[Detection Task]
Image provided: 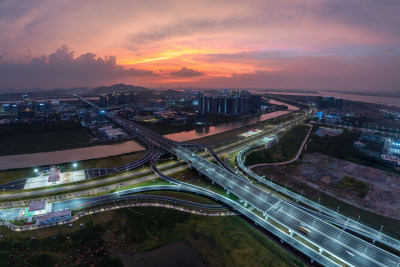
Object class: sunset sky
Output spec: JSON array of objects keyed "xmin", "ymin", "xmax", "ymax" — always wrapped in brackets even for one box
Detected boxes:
[{"xmin": 0, "ymin": 0, "xmax": 399, "ymax": 92}]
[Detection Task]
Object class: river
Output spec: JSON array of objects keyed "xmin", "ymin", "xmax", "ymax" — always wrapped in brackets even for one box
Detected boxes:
[
  {"xmin": 265, "ymin": 91, "xmax": 400, "ymax": 108},
  {"xmin": 0, "ymin": 99, "xmax": 296, "ymax": 170},
  {"xmin": 165, "ymin": 110, "xmax": 291, "ymax": 142},
  {"xmin": 0, "ymin": 141, "xmax": 145, "ymax": 170}
]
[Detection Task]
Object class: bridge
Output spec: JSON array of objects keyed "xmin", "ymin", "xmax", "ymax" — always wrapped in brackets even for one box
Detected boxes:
[{"xmin": 76, "ymin": 95, "xmax": 400, "ymax": 267}]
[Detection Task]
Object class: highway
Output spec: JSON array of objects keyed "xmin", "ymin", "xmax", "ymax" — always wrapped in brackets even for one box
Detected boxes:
[
  {"xmin": 71, "ymin": 95, "xmax": 400, "ymax": 266},
  {"xmin": 107, "ymin": 111, "xmax": 400, "ymax": 267},
  {"xmin": 176, "ymin": 146, "xmax": 400, "ymax": 267},
  {"xmin": 237, "ymin": 142, "xmax": 400, "ymax": 252}
]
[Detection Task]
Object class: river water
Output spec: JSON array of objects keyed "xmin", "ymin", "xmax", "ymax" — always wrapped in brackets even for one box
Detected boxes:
[
  {"xmin": 164, "ymin": 99, "xmax": 298, "ymax": 142},
  {"xmin": 165, "ymin": 110, "xmax": 291, "ymax": 142},
  {"xmin": 0, "ymin": 99, "xmax": 297, "ymax": 170},
  {"xmin": 265, "ymin": 91, "xmax": 400, "ymax": 108},
  {"xmin": 0, "ymin": 141, "xmax": 145, "ymax": 170}
]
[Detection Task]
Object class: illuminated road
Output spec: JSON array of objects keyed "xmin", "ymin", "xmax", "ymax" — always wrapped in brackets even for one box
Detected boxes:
[
  {"xmin": 108, "ymin": 113, "xmax": 400, "ymax": 267},
  {"xmin": 74, "ymin": 95, "xmax": 400, "ymax": 266}
]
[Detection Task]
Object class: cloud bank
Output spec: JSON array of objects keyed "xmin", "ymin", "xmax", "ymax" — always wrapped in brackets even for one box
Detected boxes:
[
  {"xmin": 0, "ymin": 45, "xmax": 153, "ymax": 90},
  {"xmin": 1, "ymin": 0, "xmax": 400, "ymax": 91},
  {"xmin": 169, "ymin": 67, "xmax": 203, "ymax": 77}
]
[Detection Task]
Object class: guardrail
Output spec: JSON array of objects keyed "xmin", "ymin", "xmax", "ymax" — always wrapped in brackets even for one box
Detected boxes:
[
  {"xmin": 236, "ymin": 143, "xmax": 400, "ymax": 251},
  {"xmin": 149, "ymin": 154, "xmax": 342, "ymax": 266}
]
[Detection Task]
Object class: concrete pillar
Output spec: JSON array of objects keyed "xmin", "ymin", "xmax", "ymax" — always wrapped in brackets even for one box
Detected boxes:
[
  {"xmin": 310, "ymin": 259, "xmax": 314, "ymax": 264},
  {"xmin": 280, "ymin": 239, "xmax": 284, "ymax": 244},
  {"xmin": 226, "ymin": 190, "xmax": 230, "ymax": 195},
  {"xmin": 211, "ymin": 180, "xmax": 215, "ymax": 184},
  {"xmin": 244, "ymin": 201, "xmax": 248, "ymax": 207},
  {"xmin": 290, "ymin": 231, "xmax": 294, "ymax": 237},
  {"xmin": 372, "ymin": 239, "xmax": 376, "ymax": 244},
  {"xmin": 319, "ymin": 248, "xmax": 323, "ymax": 254}
]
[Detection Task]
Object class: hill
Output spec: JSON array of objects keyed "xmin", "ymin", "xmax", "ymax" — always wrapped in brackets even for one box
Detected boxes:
[{"xmin": 92, "ymin": 83, "xmax": 148, "ymax": 94}]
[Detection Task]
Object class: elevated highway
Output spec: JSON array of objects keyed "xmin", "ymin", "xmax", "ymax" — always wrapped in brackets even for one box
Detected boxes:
[
  {"xmin": 237, "ymin": 143, "xmax": 400, "ymax": 252},
  {"xmin": 75, "ymin": 95, "xmax": 400, "ymax": 266},
  {"xmin": 109, "ymin": 114, "xmax": 400, "ymax": 267}
]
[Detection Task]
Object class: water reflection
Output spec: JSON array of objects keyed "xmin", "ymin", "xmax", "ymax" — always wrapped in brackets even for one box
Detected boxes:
[
  {"xmin": 164, "ymin": 110, "xmax": 291, "ymax": 142},
  {"xmin": 0, "ymin": 141, "xmax": 145, "ymax": 170}
]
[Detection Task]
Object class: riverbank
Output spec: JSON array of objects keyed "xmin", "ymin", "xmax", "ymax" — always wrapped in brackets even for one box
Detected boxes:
[
  {"xmin": 0, "ymin": 150, "xmax": 147, "ymax": 184},
  {"xmin": 165, "ymin": 110, "xmax": 292, "ymax": 143},
  {"xmin": 0, "ymin": 121, "xmax": 92, "ymax": 156},
  {"xmin": 0, "ymin": 140, "xmax": 145, "ymax": 170}
]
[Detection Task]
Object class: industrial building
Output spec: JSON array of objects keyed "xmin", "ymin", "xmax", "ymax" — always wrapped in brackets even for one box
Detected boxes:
[
  {"xmin": 36, "ymin": 209, "xmax": 71, "ymax": 225},
  {"xmin": 98, "ymin": 125, "xmax": 127, "ymax": 140}
]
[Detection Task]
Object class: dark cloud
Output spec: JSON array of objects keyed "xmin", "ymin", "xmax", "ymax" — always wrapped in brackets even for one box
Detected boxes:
[
  {"xmin": 169, "ymin": 67, "xmax": 203, "ymax": 77},
  {"xmin": 0, "ymin": 45, "xmax": 154, "ymax": 90},
  {"xmin": 317, "ymin": 0, "xmax": 400, "ymax": 38}
]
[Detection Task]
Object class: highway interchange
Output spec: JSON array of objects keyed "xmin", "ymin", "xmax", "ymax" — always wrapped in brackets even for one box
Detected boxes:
[
  {"xmin": 108, "ymin": 106, "xmax": 400, "ymax": 267},
  {"xmin": 1, "ymin": 95, "xmax": 399, "ymax": 266}
]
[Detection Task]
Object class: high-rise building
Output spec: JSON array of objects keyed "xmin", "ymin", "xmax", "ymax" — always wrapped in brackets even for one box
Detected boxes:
[
  {"xmin": 239, "ymin": 97, "xmax": 250, "ymax": 115},
  {"xmin": 315, "ymin": 96, "xmax": 343, "ymax": 110},
  {"xmin": 99, "ymin": 94, "xmax": 108, "ymax": 107},
  {"xmin": 334, "ymin": 98, "xmax": 343, "ymax": 110},
  {"xmin": 197, "ymin": 93, "xmax": 258, "ymax": 116},
  {"xmin": 250, "ymin": 95, "xmax": 262, "ymax": 110}
]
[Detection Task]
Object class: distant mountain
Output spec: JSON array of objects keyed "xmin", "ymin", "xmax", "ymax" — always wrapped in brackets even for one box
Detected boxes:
[
  {"xmin": 0, "ymin": 87, "xmax": 89, "ymax": 101},
  {"xmin": 91, "ymin": 84, "xmax": 148, "ymax": 95},
  {"xmin": 0, "ymin": 84, "xmax": 149, "ymax": 101}
]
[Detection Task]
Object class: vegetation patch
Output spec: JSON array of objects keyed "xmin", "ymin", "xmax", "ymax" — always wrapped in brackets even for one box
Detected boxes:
[
  {"xmin": 306, "ymin": 129, "xmax": 399, "ymax": 174},
  {"xmin": 337, "ymin": 176, "xmax": 369, "ymax": 198},
  {"xmin": 0, "ymin": 207, "xmax": 304, "ymax": 266},
  {"xmin": 0, "ymin": 121, "xmax": 91, "ymax": 155},
  {"xmin": 244, "ymin": 125, "xmax": 310, "ymax": 165}
]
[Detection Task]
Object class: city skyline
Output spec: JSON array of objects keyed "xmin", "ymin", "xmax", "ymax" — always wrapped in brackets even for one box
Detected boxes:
[{"xmin": 0, "ymin": 0, "xmax": 400, "ymax": 92}]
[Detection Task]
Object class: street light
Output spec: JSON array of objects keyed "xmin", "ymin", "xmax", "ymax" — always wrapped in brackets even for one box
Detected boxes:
[
  {"xmin": 34, "ymin": 168, "xmax": 38, "ymax": 175},
  {"xmin": 73, "ymin": 163, "xmax": 77, "ymax": 171}
]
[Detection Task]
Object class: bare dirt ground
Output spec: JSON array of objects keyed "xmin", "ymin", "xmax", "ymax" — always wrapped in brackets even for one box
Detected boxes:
[{"xmin": 259, "ymin": 153, "xmax": 400, "ymax": 220}]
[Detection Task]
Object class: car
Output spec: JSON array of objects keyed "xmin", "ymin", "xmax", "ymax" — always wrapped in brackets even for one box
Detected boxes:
[
  {"xmin": 299, "ymin": 226, "xmax": 311, "ymax": 235},
  {"xmin": 344, "ymin": 250, "xmax": 355, "ymax": 257}
]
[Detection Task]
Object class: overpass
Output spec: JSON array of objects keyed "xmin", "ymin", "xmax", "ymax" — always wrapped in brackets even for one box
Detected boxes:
[
  {"xmin": 237, "ymin": 142, "xmax": 400, "ymax": 252},
  {"xmin": 108, "ymin": 114, "xmax": 399, "ymax": 267},
  {"xmin": 76, "ymin": 95, "xmax": 400, "ymax": 266}
]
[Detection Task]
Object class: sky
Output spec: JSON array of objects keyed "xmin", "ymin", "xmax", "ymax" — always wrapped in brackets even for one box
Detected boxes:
[{"xmin": 0, "ymin": 0, "xmax": 399, "ymax": 92}]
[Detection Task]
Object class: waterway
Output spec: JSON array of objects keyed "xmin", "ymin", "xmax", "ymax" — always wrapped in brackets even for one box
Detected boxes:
[
  {"xmin": 0, "ymin": 141, "xmax": 145, "ymax": 170},
  {"xmin": 265, "ymin": 91, "xmax": 400, "ymax": 108},
  {"xmin": 165, "ymin": 110, "xmax": 291, "ymax": 142},
  {"xmin": 0, "ymin": 99, "xmax": 296, "ymax": 170}
]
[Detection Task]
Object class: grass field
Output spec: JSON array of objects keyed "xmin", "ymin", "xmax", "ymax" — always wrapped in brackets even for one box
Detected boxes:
[
  {"xmin": 0, "ymin": 207, "xmax": 304, "ymax": 266},
  {"xmin": 337, "ymin": 176, "xmax": 369, "ymax": 198},
  {"xmin": 244, "ymin": 125, "xmax": 310, "ymax": 166},
  {"xmin": 0, "ymin": 121, "xmax": 92, "ymax": 155},
  {"xmin": 135, "ymin": 191, "xmax": 219, "ymax": 205}
]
